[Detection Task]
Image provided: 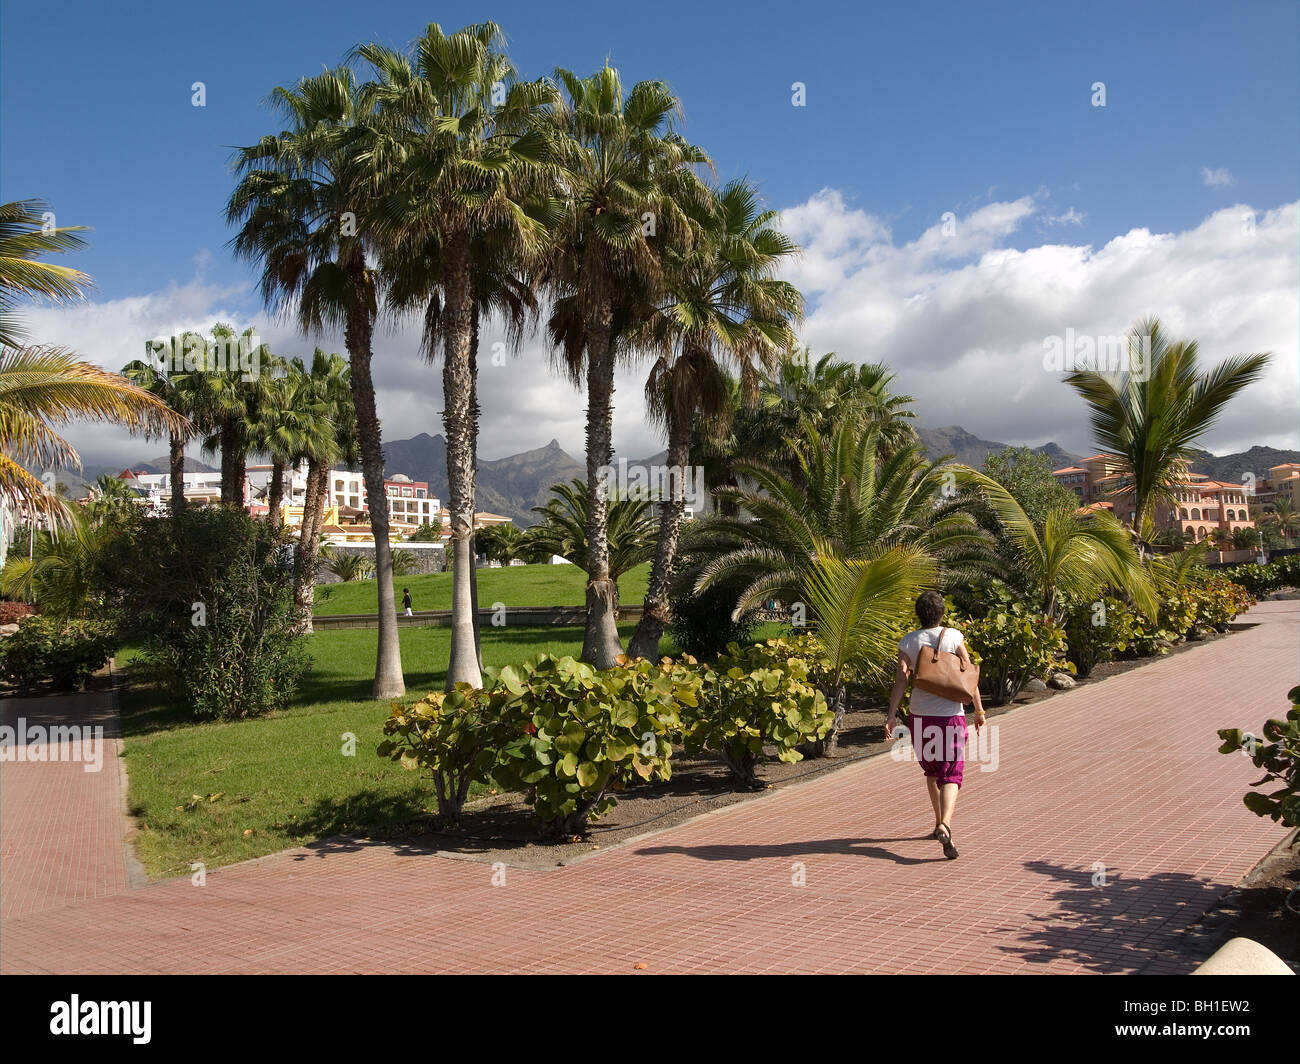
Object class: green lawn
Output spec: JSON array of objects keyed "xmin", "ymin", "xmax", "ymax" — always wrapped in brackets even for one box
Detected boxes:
[
  {"xmin": 119, "ymin": 612, "xmax": 786, "ymax": 880},
  {"xmin": 312, "ymin": 560, "xmax": 652, "ymax": 616},
  {"xmin": 120, "ymin": 622, "xmax": 643, "ymax": 879}
]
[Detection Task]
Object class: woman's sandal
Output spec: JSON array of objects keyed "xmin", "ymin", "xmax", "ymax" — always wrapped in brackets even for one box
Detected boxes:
[{"xmin": 936, "ymin": 822, "xmax": 959, "ymax": 860}]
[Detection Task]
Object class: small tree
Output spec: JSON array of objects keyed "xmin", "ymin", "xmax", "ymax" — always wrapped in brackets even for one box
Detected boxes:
[{"xmin": 93, "ymin": 508, "xmax": 308, "ymax": 718}]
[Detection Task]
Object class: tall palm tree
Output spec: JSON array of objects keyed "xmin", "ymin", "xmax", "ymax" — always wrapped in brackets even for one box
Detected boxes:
[
  {"xmin": 955, "ymin": 466, "xmax": 1157, "ymax": 621},
  {"xmin": 292, "ymin": 349, "xmax": 356, "ymax": 630},
  {"xmin": 543, "ymin": 65, "xmax": 710, "ymax": 667},
  {"xmin": 227, "ymin": 66, "xmax": 407, "ymax": 698},
  {"xmin": 688, "ymin": 419, "xmax": 990, "ymax": 614},
  {"xmin": 355, "ymin": 22, "xmax": 557, "ymax": 689},
  {"xmin": 627, "ymin": 178, "xmax": 802, "ymax": 660},
  {"xmin": 0, "ymin": 199, "xmax": 91, "ymax": 348},
  {"xmin": 1064, "ymin": 317, "xmax": 1271, "ymax": 542},
  {"xmin": 121, "ymin": 349, "xmax": 202, "ymax": 516},
  {"xmin": 246, "ymin": 361, "xmax": 335, "ymax": 528},
  {"xmin": 1260, "ymin": 496, "xmax": 1299, "ymax": 543}
]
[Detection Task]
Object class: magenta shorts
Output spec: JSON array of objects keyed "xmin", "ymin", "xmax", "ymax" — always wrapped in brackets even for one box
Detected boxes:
[{"xmin": 909, "ymin": 714, "xmax": 969, "ymax": 788}]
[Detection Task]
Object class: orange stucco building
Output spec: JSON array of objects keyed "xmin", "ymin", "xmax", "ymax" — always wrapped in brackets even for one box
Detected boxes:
[{"xmin": 1052, "ymin": 454, "xmax": 1256, "ymax": 542}]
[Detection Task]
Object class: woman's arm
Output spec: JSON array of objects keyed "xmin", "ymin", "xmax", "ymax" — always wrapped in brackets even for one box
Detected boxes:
[
  {"xmin": 885, "ymin": 652, "xmax": 910, "ymax": 738},
  {"xmin": 957, "ymin": 642, "xmax": 986, "ymax": 723}
]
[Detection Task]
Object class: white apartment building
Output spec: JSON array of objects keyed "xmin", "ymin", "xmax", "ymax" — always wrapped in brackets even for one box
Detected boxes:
[
  {"xmin": 328, "ymin": 469, "xmax": 440, "ymax": 527},
  {"xmin": 122, "ymin": 468, "xmax": 225, "ymax": 504}
]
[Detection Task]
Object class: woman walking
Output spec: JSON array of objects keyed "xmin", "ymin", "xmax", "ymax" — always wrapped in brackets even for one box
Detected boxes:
[{"xmin": 885, "ymin": 590, "xmax": 985, "ymax": 859}]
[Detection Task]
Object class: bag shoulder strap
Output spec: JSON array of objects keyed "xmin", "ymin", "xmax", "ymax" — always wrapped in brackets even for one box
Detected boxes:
[{"xmin": 929, "ymin": 627, "xmax": 946, "ymax": 662}]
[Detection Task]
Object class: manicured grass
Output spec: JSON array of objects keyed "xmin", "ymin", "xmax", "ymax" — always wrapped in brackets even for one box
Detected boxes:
[
  {"xmin": 118, "ymin": 614, "xmax": 787, "ymax": 879},
  {"xmin": 119, "ymin": 622, "xmax": 642, "ymax": 879},
  {"xmin": 312, "ymin": 561, "xmax": 652, "ymax": 616}
]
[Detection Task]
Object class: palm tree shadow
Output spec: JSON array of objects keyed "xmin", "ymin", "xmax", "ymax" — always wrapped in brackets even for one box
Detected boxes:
[
  {"xmin": 993, "ymin": 859, "xmax": 1226, "ymax": 974},
  {"xmin": 635, "ymin": 836, "xmax": 944, "ymax": 866}
]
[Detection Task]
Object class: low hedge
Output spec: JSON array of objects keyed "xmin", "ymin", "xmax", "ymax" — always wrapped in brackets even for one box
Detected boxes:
[{"xmin": 0, "ymin": 616, "xmax": 116, "ymax": 693}]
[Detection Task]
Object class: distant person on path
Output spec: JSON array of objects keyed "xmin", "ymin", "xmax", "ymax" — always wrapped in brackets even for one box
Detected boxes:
[
  {"xmin": 885, "ymin": 590, "xmax": 985, "ymax": 859},
  {"xmin": 402, "ymin": 588, "xmax": 412, "ymax": 617}
]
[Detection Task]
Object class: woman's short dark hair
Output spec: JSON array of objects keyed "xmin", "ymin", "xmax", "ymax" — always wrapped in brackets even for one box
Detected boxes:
[{"xmin": 915, "ymin": 590, "xmax": 946, "ymax": 628}]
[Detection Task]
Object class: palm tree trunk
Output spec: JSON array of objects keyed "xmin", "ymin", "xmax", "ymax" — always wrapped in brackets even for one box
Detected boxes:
[
  {"xmin": 344, "ymin": 264, "xmax": 405, "ymax": 700},
  {"xmin": 267, "ymin": 459, "xmax": 285, "ymax": 528},
  {"xmin": 168, "ymin": 433, "xmax": 186, "ymax": 516},
  {"xmin": 581, "ymin": 297, "xmax": 624, "ymax": 668},
  {"xmin": 440, "ymin": 228, "xmax": 483, "ymax": 690},
  {"xmin": 294, "ymin": 460, "xmax": 320, "ymax": 593},
  {"xmin": 628, "ymin": 403, "xmax": 693, "ymax": 660},
  {"xmin": 220, "ymin": 418, "xmax": 239, "ymax": 506},
  {"xmin": 468, "ymin": 300, "xmax": 483, "ymax": 671},
  {"xmin": 293, "ymin": 461, "xmax": 327, "ymax": 634}
]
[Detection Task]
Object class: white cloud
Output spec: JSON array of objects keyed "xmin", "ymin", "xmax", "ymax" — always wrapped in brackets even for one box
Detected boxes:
[
  {"xmin": 1043, "ymin": 207, "xmax": 1086, "ymax": 227},
  {"xmin": 1202, "ymin": 167, "xmax": 1237, "ymax": 188},
  {"xmin": 785, "ymin": 195, "xmax": 1299, "ymax": 456}
]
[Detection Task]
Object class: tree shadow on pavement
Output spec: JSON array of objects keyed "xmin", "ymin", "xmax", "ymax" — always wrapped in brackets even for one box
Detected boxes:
[{"xmin": 992, "ymin": 859, "xmax": 1225, "ymax": 974}]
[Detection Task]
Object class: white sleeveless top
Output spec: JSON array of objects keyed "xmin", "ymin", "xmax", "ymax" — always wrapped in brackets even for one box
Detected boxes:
[{"xmin": 898, "ymin": 626, "xmax": 967, "ymax": 716}]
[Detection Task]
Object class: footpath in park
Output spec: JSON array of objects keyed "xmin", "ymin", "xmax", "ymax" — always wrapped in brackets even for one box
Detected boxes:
[{"xmin": 0, "ymin": 601, "xmax": 1295, "ymax": 975}]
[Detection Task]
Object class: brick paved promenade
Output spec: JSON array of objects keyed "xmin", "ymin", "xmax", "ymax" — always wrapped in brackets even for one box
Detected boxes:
[{"xmin": 1, "ymin": 601, "xmax": 1294, "ymax": 974}]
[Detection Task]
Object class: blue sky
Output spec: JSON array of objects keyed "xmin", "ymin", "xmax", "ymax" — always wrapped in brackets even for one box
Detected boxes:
[{"xmin": 3, "ymin": 0, "xmax": 1298, "ymax": 463}]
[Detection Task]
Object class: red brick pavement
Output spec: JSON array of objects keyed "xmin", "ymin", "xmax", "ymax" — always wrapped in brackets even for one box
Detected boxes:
[
  {"xmin": 0, "ymin": 689, "xmax": 136, "ymax": 921},
  {"xmin": 1, "ymin": 602, "xmax": 1294, "ymax": 974}
]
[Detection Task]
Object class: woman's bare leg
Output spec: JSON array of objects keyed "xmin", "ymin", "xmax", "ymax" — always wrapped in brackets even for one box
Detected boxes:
[
  {"xmin": 926, "ymin": 776, "xmax": 942, "ymax": 828},
  {"xmin": 939, "ymin": 782, "xmax": 959, "ymax": 830}
]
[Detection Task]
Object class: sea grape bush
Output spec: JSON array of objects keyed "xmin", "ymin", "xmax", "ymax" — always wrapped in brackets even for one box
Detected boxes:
[
  {"xmin": 378, "ymin": 685, "xmax": 506, "ymax": 825},
  {"xmin": 1224, "ymin": 555, "xmax": 1300, "ymax": 597},
  {"xmin": 489, "ymin": 654, "xmax": 704, "ymax": 836},
  {"xmin": 959, "ymin": 604, "xmax": 1069, "ymax": 705},
  {"xmin": 682, "ymin": 638, "xmax": 832, "ymax": 788},
  {"xmin": 1193, "ymin": 574, "xmax": 1254, "ymax": 632},
  {"xmin": 1218, "ymin": 685, "xmax": 1300, "ymax": 832},
  {"xmin": 1060, "ymin": 593, "xmax": 1136, "ymax": 679}
]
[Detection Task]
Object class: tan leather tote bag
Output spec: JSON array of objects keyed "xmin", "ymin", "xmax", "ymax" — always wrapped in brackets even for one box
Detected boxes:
[{"xmin": 912, "ymin": 627, "xmax": 980, "ymax": 704}]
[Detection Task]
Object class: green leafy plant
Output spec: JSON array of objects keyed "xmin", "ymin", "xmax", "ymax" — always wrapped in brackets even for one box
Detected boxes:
[
  {"xmin": 0, "ymin": 615, "xmax": 116, "ymax": 692},
  {"xmin": 490, "ymin": 654, "xmax": 704, "ymax": 837},
  {"xmin": 959, "ymin": 589, "xmax": 1069, "ymax": 705},
  {"xmin": 1218, "ymin": 685, "xmax": 1300, "ymax": 831},
  {"xmin": 1060, "ymin": 592, "xmax": 1137, "ymax": 678},
  {"xmin": 377, "ymin": 686, "xmax": 506, "ymax": 824},
  {"xmin": 683, "ymin": 638, "xmax": 833, "ymax": 789},
  {"xmin": 93, "ymin": 508, "xmax": 309, "ymax": 719},
  {"xmin": 388, "ymin": 549, "xmax": 420, "ymax": 577},
  {"xmin": 1191, "ymin": 574, "xmax": 1253, "ymax": 632},
  {"xmin": 324, "ymin": 551, "xmax": 375, "ymax": 582}
]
